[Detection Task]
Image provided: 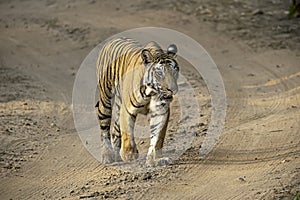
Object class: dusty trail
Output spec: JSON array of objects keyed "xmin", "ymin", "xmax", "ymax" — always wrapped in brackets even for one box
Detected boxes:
[{"xmin": 0, "ymin": 0, "xmax": 299, "ymax": 199}]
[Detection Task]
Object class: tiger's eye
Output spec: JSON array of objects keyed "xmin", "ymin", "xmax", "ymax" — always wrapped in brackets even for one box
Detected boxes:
[{"xmin": 156, "ymin": 70, "xmax": 164, "ymax": 77}]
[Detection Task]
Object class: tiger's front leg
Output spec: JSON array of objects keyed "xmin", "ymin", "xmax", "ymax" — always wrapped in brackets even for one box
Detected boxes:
[
  {"xmin": 119, "ymin": 105, "xmax": 139, "ymax": 162},
  {"xmin": 146, "ymin": 106, "xmax": 171, "ymax": 167}
]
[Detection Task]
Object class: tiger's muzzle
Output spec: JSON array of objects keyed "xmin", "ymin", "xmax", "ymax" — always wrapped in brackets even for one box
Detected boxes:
[{"xmin": 160, "ymin": 89, "xmax": 175, "ymax": 101}]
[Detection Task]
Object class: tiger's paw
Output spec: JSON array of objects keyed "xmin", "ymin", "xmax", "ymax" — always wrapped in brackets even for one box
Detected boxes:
[
  {"xmin": 146, "ymin": 157, "xmax": 172, "ymax": 167},
  {"xmin": 100, "ymin": 145, "xmax": 115, "ymax": 164},
  {"xmin": 100, "ymin": 138, "xmax": 119, "ymax": 164},
  {"xmin": 112, "ymin": 147, "xmax": 122, "ymax": 162},
  {"xmin": 146, "ymin": 158, "xmax": 155, "ymax": 167},
  {"xmin": 120, "ymin": 146, "xmax": 139, "ymax": 162},
  {"xmin": 156, "ymin": 157, "xmax": 172, "ymax": 166}
]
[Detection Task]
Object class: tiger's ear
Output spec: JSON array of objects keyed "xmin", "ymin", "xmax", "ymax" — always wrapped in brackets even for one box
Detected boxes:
[
  {"xmin": 141, "ymin": 49, "xmax": 154, "ymax": 65},
  {"xmin": 167, "ymin": 44, "xmax": 177, "ymax": 57}
]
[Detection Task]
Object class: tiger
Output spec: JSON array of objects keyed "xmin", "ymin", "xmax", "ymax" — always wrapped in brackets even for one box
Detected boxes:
[{"xmin": 95, "ymin": 37, "xmax": 179, "ymax": 166}]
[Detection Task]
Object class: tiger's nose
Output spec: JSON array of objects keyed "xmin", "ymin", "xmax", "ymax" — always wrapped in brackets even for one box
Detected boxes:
[
  {"xmin": 163, "ymin": 89, "xmax": 174, "ymax": 100},
  {"xmin": 163, "ymin": 93, "xmax": 173, "ymax": 98}
]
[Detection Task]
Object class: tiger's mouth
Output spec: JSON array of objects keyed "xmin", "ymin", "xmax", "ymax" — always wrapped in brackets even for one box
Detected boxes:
[
  {"xmin": 162, "ymin": 94, "xmax": 173, "ymax": 101},
  {"xmin": 159, "ymin": 91, "xmax": 174, "ymax": 102},
  {"xmin": 144, "ymin": 83, "xmax": 175, "ymax": 102}
]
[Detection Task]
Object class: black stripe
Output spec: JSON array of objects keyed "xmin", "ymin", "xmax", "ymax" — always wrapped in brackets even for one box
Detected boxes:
[
  {"xmin": 97, "ymin": 107, "xmax": 111, "ymax": 119},
  {"xmin": 140, "ymin": 85, "xmax": 146, "ymax": 98},
  {"xmin": 130, "ymin": 97, "xmax": 144, "ymax": 108},
  {"xmin": 115, "ymin": 59, "xmax": 122, "ymax": 80},
  {"xmin": 118, "ymin": 46, "xmax": 130, "ymax": 77},
  {"xmin": 132, "ymin": 93, "xmax": 141, "ymax": 105},
  {"xmin": 103, "ymin": 77, "xmax": 113, "ymax": 98},
  {"xmin": 113, "ymin": 41, "xmax": 127, "ymax": 78},
  {"xmin": 125, "ymin": 106, "xmax": 136, "ymax": 120},
  {"xmin": 100, "ymin": 125, "xmax": 110, "ymax": 131},
  {"xmin": 127, "ymin": 50, "xmax": 140, "ymax": 67},
  {"xmin": 115, "ymin": 101, "xmax": 121, "ymax": 110},
  {"xmin": 98, "ymin": 114, "xmax": 111, "ymax": 120},
  {"xmin": 150, "ymin": 134, "xmax": 156, "ymax": 139},
  {"xmin": 113, "ymin": 134, "xmax": 121, "ymax": 138},
  {"xmin": 150, "ymin": 123, "xmax": 160, "ymax": 130},
  {"xmin": 106, "ymin": 63, "xmax": 112, "ymax": 89},
  {"xmin": 114, "ymin": 123, "xmax": 120, "ymax": 133},
  {"xmin": 99, "ymin": 83, "xmax": 112, "ymax": 104},
  {"xmin": 150, "ymin": 111, "xmax": 168, "ymax": 118},
  {"xmin": 99, "ymin": 98, "xmax": 111, "ymax": 110}
]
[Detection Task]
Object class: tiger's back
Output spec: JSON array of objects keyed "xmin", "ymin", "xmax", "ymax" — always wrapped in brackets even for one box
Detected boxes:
[{"xmin": 96, "ymin": 38, "xmax": 162, "ymax": 91}]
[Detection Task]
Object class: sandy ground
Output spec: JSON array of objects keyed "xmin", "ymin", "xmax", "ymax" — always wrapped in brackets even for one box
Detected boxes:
[{"xmin": 0, "ymin": 0, "xmax": 300, "ymax": 199}]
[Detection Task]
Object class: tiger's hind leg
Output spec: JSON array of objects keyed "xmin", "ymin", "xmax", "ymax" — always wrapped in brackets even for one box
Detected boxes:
[
  {"xmin": 110, "ymin": 87, "xmax": 122, "ymax": 162},
  {"xmin": 96, "ymin": 90, "xmax": 115, "ymax": 164}
]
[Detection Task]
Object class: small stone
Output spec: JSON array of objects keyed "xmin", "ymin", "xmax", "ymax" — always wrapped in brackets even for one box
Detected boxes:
[
  {"xmin": 5, "ymin": 162, "xmax": 12, "ymax": 169},
  {"xmin": 252, "ymin": 9, "xmax": 264, "ymax": 15},
  {"xmin": 283, "ymin": 11, "xmax": 289, "ymax": 15},
  {"xmin": 238, "ymin": 176, "xmax": 246, "ymax": 182},
  {"xmin": 142, "ymin": 173, "xmax": 152, "ymax": 180},
  {"xmin": 14, "ymin": 165, "xmax": 21, "ymax": 169},
  {"xmin": 199, "ymin": 122, "xmax": 206, "ymax": 127},
  {"xmin": 281, "ymin": 159, "xmax": 290, "ymax": 163}
]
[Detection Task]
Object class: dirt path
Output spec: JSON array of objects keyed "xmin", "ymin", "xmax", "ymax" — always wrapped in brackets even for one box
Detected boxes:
[{"xmin": 0, "ymin": 0, "xmax": 299, "ymax": 199}]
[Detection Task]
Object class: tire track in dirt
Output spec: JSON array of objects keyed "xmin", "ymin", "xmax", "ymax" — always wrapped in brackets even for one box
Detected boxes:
[
  {"xmin": 222, "ymin": 76, "xmax": 298, "ymax": 162},
  {"xmin": 0, "ymin": 134, "xmax": 108, "ymax": 199},
  {"xmin": 225, "ymin": 63, "xmax": 286, "ymax": 128}
]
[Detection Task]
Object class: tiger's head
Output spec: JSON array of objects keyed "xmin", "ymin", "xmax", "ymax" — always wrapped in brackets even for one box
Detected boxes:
[{"xmin": 141, "ymin": 44, "xmax": 179, "ymax": 102}]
